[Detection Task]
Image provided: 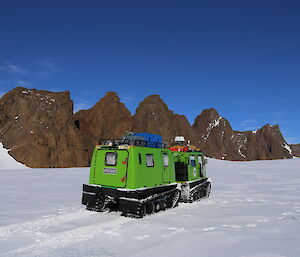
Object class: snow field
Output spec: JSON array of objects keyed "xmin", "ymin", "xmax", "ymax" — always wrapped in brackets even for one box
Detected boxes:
[{"xmin": 0, "ymin": 158, "xmax": 300, "ymax": 257}]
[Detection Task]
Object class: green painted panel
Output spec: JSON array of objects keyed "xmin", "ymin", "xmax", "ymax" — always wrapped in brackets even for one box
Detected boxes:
[
  {"xmin": 92, "ymin": 149, "xmax": 129, "ymax": 188},
  {"xmin": 172, "ymin": 151, "xmax": 207, "ymax": 182},
  {"xmin": 89, "ymin": 146, "xmax": 176, "ymax": 189}
]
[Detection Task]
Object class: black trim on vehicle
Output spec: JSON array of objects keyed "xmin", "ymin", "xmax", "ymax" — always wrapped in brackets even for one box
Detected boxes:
[
  {"xmin": 174, "ymin": 161, "xmax": 188, "ymax": 181},
  {"xmin": 82, "ymin": 183, "xmax": 178, "ymax": 216},
  {"xmin": 82, "ymin": 183, "xmax": 177, "ymax": 202}
]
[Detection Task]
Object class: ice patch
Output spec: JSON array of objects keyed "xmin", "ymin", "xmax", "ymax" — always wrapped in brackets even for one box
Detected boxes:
[
  {"xmin": 207, "ymin": 117, "xmax": 222, "ymax": 131},
  {"xmin": 203, "ymin": 117, "xmax": 223, "ymax": 141},
  {"xmin": 283, "ymin": 143, "xmax": 292, "ymax": 155},
  {"xmin": 238, "ymin": 145, "xmax": 246, "ymax": 159}
]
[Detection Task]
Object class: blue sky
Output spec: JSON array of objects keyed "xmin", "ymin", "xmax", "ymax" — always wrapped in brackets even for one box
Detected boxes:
[{"xmin": 0, "ymin": 0, "xmax": 299, "ymax": 143}]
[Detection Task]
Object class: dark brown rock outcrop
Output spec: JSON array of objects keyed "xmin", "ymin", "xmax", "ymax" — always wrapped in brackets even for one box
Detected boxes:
[
  {"xmin": 132, "ymin": 95, "xmax": 197, "ymax": 144},
  {"xmin": 291, "ymin": 144, "xmax": 300, "ymax": 157},
  {"xmin": 73, "ymin": 92, "xmax": 132, "ymax": 158},
  {"xmin": 0, "ymin": 87, "xmax": 296, "ymax": 167},
  {"xmin": 192, "ymin": 108, "xmax": 293, "ymax": 160},
  {"xmin": 0, "ymin": 87, "xmax": 89, "ymax": 167}
]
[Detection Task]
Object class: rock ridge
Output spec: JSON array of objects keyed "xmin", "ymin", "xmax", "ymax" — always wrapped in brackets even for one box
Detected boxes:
[{"xmin": 0, "ymin": 87, "xmax": 296, "ymax": 167}]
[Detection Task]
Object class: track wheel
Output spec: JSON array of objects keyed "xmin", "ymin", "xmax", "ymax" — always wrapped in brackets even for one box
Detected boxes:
[
  {"xmin": 197, "ymin": 190, "xmax": 202, "ymax": 200},
  {"xmin": 167, "ymin": 190, "xmax": 180, "ymax": 208},
  {"xmin": 154, "ymin": 202, "xmax": 161, "ymax": 212},
  {"xmin": 95, "ymin": 198, "xmax": 106, "ymax": 212},
  {"xmin": 146, "ymin": 202, "xmax": 155, "ymax": 215},
  {"xmin": 137, "ymin": 205, "xmax": 146, "ymax": 218},
  {"xmin": 205, "ymin": 183, "xmax": 211, "ymax": 198},
  {"xmin": 192, "ymin": 192, "xmax": 198, "ymax": 202}
]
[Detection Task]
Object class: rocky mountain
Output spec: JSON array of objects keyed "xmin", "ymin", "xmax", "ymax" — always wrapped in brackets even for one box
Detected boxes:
[
  {"xmin": 290, "ymin": 144, "xmax": 300, "ymax": 157},
  {"xmin": 73, "ymin": 92, "xmax": 133, "ymax": 159},
  {"xmin": 0, "ymin": 87, "xmax": 297, "ymax": 168},
  {"xmin": 132, "ymin": 95, "xmax": 197, "ymax": 144},
  {"xmin": 193, "ymin": 108, "xmax": 293, "ymax": 160},
  {"xmin": 0, "ymin": 87, "xmax": 89, "ymax": 167}
]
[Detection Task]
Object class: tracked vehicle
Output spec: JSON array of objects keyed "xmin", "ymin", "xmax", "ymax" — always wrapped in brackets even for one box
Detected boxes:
[
  {"xmin": 82, "ymin": 133, "xmax": 211, "ymax": 217},
  {"xmin": 170, "ymin": 136, "xmax": 211, "ymax": 203},
  {"xmin": 173, "ymin": 151, "xmax": 211, "ymax": 202}
]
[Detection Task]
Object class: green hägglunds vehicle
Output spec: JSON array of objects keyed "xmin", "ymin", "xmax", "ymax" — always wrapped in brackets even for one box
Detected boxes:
[{"xmin": 82, "ymin": 133, "xmax": 211, "ymax": 218}]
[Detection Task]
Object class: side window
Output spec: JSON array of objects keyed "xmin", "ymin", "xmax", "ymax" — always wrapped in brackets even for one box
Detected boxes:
[
  {"xmin": 105, "ymin": 152, "xmax": 117, "ymax": 166},
  {"xmin": 189, "ymin": 156, "xmax": 196, "ymax": 167},
  {"xmin": 198, "ymin": 155, "xmax": 203, "ymax": 177},
  {"xmin": 198, "ymin": 156, "xmax": 203, "ymax": 166},
  {"xmin": 146, "ymin": 154, "xmax": 154, "ymax": 167},
  {"xmin": 162, "ymin": 153, "xmax": 169, "ymax": 167}
]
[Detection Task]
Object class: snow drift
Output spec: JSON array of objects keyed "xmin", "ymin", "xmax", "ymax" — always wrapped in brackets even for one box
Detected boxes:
[{"xmin": 0, "ymin": 143, "xmax": 28, "ymax": 169}]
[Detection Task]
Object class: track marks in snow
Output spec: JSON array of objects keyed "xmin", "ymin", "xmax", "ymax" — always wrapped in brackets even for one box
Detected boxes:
[
  {"xmin": 2, "ymin": 215, "xmax": 132, "ymax": 257},
  {"xmin": 277, "ymin": 211, "xmax": 298, "ymax": 221},
  {"xmin": 245, "ymin": 223, "xmax": 258, "ymax": 227},
  {"xmin": 199, "ymin": 200, "xmax": 300, "ymax": 233},
  {"xmin": 203, "ymin": 227, "xmax": 217, "ymax": 231},
  {"xmin": 134, "ymin": 235, "xmax": 150, "ymax": 240},
  {"xmin": 0, "ymin": 209, "xmax": 96, "ymax": 238},
  {"xmin": 163, "ymin": 227, "xmax": 185, "ymax": 236}
]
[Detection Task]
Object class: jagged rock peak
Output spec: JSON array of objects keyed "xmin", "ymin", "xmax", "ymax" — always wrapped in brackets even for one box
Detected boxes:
[
  {"xmin": 260, "ymin": 124, "xmax": 279, "ymax": 129},
  {"xmin": 193, "ymin": 108, "xmax": 225, "ymax": 129},
  {"xmin": 103, "ymin": 91, "xmax": 119, "ymax": 100},
  {"xmin": 0, "ymin": 87, "xmax": 295, "ymax": 166},
  {"xmin": 0, "ymin": 87, "xmax": 73, "ymax": 124},
  {"xmin": 258, "ymin": 124, "xmax": 281, "ymax": 135},
  {"xmin": 2, "ymin": 87, "xmax": 71, "ymax": 99},
  {"xmin": 142, "ymin": 94, "xmax": 164, "ymax": 103},
  {"xmin": 72, "ymin": 90, "xmax": 132, "ymax": 153},
  {"xmin": 204, "ymin": 107, "xmax": 220, "ymax": 115},
  {"xmin": 89, "ymin": 91, "xmax": 130, "ymax": 114},
  {"xmin": 136, "ymin": 94, "xmax": 170, "ymax": 114},
  {"xmin": 194, "ymin": 108, "xmax": 218, "ymax": 120}
]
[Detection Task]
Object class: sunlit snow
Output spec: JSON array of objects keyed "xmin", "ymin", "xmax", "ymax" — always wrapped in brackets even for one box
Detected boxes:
[
  {"xmin": 0, "ymin": 154, "xmax": 299, "ymax": 257},
  {"xmin": 0, "ymin": 143, "xmax": 28, "ymax": 169}
]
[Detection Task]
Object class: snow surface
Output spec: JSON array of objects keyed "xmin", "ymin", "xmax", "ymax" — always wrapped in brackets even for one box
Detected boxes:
[
  {"xmin": 0, "ymin": 158, "xmax": 300, "ymax": 257},
  {"xmin": 0, "ymin": 143, "xmax": 28, "ymax": 169}
]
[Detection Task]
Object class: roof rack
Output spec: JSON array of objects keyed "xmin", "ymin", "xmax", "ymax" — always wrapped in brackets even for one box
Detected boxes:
[{"xmin": 99, "ymin": 138, "xmax": 168, "ymax": 149}]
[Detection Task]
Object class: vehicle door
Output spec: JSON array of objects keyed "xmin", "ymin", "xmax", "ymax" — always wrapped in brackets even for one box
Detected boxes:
[
  {"xmin": 94, "ymin": 149, "xmax": 129, "ymax": 188},
  {"xmin": 162, "ymin": 151, "xmax": 171, "ymax": 183},
  {"xmin": 197, "ymin": 155, "xmax": 203, "ymax": 177},
  {"xmin": 189, "ymin": 155, "xmax": 197, "ymax": 180}
]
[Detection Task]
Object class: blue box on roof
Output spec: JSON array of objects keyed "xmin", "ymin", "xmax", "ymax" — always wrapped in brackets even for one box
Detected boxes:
[{"xmin": 134, "ymin": 133, "xmax": 162, "ymax": 148}]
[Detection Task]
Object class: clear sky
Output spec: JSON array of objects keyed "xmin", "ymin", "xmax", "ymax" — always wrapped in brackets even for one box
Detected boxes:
[{"xmin": 0, "ymin": 0, "xmax": 299, "ymax": 143}]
